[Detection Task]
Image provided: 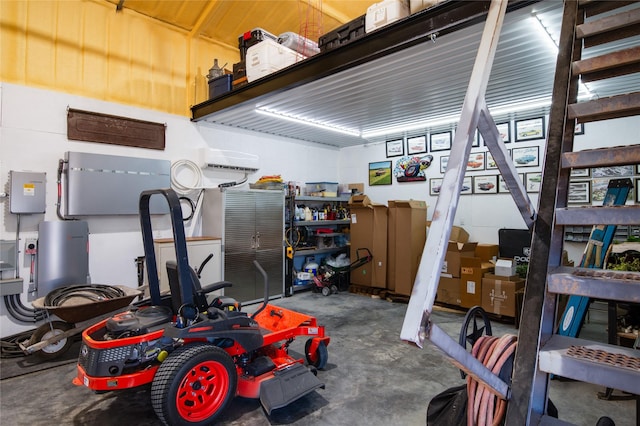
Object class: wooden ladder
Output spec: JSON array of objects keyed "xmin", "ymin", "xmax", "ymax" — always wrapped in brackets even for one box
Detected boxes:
[{"xmin": 505, "ymin": 1, "xmax": 640, "ymax": 424}]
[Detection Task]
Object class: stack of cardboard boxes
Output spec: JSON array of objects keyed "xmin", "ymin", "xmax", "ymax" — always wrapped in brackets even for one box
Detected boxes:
[
  {"xmin": 348, "ymin": 195, "xmax": 427, "ymax": 296},
  {"xmin": 347, "ymin": 192, "xmax": 524, "ymax": 318}
]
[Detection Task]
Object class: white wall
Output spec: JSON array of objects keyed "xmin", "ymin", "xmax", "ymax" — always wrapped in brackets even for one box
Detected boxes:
[
  {"xmin": 0, "ymin": 82, "xmax": 340, "ymax": 337},
  {"xmin": 338, "ymin": 115, "xmax": 640, "ymax": 264}
]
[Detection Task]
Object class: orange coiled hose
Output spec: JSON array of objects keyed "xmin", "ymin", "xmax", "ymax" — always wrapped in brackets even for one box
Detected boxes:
[{"xmin": 466, "ymin": 334, "xmax": 517, "ymax": 426}]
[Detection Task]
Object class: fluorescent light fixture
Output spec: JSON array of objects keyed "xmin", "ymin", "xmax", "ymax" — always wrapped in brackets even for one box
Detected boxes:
[
  {"xmin": 255, "ymin": 107, "xmax": 361, "ymax": 137},
  {"xmin": 532, "ymin": 13, "xmax": 594, "ymax": 99},
  {"xmin": 362, "ymin": 96, "xmax": 553, "ymax": 139}
]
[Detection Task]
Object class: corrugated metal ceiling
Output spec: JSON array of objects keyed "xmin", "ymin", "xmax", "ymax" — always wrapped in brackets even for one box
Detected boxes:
[{"xmin": 107, "ymin": 1, "xmax": 640, "ymax": 148}]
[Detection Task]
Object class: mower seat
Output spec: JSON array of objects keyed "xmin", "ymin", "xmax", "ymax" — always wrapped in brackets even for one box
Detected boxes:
[{"xmin": 165, "ymin": 260, "xmax": 238, "ymax": 314}]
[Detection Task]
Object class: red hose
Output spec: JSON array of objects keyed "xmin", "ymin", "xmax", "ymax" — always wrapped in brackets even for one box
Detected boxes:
[{"xmin": 466, "ymin": 334, "xmax": 517, "ymax": 426}]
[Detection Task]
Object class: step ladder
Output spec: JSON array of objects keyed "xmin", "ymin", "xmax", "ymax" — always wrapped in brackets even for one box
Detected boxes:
[
  {"xmin": 401, "ymin": 0, "xmax": 537, "ymax": 401},
  {"xmin": 505, "ymin": 1, "xmax": 640, "ymax": 425}
]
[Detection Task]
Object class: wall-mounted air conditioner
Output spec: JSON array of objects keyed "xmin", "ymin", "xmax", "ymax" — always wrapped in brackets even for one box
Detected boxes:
[{"xmin": 199, "ymin": 148, "xmax": 259, "ymax": 173}]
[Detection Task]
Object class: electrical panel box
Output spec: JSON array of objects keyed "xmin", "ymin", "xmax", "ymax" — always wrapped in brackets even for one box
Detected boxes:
[{"xmin": 10, "ymin": 171, "xmax": 46, "ymax": 214}]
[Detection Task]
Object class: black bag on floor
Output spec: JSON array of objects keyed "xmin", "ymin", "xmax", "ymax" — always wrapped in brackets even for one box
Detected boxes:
[{"xmin": 426, "ymin": 384, "xmax": 467, "ymax": 426}]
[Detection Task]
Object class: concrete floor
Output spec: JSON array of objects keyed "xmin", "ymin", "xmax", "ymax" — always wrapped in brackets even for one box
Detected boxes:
[{"xmin": 0, "ymin": 291, "xmax": 636, "ymax": 426}]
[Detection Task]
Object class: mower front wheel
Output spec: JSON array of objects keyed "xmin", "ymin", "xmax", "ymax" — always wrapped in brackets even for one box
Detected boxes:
[
  {"xmin": 305, "ymin": 339, "xmax": 328, "ymax": 370},
  {"xmin": 151, "ymin": 343, "xmax": 237, "ymax": 426}
]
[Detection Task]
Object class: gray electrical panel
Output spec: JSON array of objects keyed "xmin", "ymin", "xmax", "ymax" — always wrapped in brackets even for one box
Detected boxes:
[
  {"xmin": 10, "ymin": 171, "xmax": 46, "ymax": 214},
  {"xmin": 65, "ymin": 151, "xmax": 170, "ymax": 215}
]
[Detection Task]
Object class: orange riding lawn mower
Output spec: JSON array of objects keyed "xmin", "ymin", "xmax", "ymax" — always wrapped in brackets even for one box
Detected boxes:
[{"xmin": 73, "ymin": 189, "xmax": 331, "ymax": 425}]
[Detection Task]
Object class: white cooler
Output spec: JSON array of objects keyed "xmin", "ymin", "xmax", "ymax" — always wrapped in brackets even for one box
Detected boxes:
[
  {"xmin": 246, "ymin": 39, "xmax": 306, "ymax": 83},
  {"xmin": 365, "ymin": 0, "xmax": 410, "ymax": 33}
]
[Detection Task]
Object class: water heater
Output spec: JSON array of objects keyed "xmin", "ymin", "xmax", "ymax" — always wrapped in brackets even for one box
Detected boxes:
[{"xmin": 36, "ymin": 220, "xmax": 89, "ymax": 297}]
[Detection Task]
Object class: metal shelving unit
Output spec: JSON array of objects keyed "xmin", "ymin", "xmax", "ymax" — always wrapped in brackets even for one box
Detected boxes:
[{"xmin": 285, "ymin": 195, "xmax": 351, "ymax": 294}]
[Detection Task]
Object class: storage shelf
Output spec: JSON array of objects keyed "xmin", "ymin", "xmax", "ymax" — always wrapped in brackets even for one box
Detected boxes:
[
  {"xmin": 294, "ymin": 195, "xmax": 350, "ymax": 203},
  {"xmin": 295, "ymin": 219, "xmax": 351, "ymax": 226},
  {"xmin": 294, "ymin": 245, "xmax": 350, "ymax": 256},
  {"xmin": 538, "ymin": 334, "xmax": 640, "ymax": 395}
]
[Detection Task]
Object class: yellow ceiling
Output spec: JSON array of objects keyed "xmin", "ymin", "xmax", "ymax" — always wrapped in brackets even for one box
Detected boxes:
[{"xmin": 104, "ymin": 0, "xmax": 371, "ymax": 50}]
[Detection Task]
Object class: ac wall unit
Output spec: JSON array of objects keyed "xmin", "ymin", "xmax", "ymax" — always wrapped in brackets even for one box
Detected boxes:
[{"xmin": 199, "ymin": 148, "xmax": 259, "ymax": 173}]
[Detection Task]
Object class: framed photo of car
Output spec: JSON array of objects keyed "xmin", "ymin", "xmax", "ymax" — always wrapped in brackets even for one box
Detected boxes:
[
  {"xmin": 512, "ymin": 146, "xmax": 540, "ymax": 167},
  {"xmin": 486, "ymin": 151, "xmax": 497, "ymax": 170},
  {"xmin": 525, "ymin": 172, "xmax": 542, "ymax": 193},
  {"xmin": 473, "ymin": 175, "xmax": 498, "ymax": 194},
  {"xmin": 568, "ymin": 181, "xmax": 591, "ymax": 204},
  {"xmin": 369, "ymin": 161, "xmax": 392, "ymax": 186},
  {"xmin": 461, "ymin": 177, "xmax": 473, "ymax": 195},
  {"xmin": 467, "ymin": 152, "xmax": 485, "ymax": 172},
  {"xmin": 440, "ymin": 156, "xmax": 449, "ymax": 174},
  {"xmin": 570, "ymin": 168, "xmax": 590, "ymax": 178},
  {"xmin": 407, "ymin": 135, "xmax": 427, "ymax": 155},
  {"xmin": 430, "ymin": 131, "xmax": 452, "ymax": 152},
  {"xmin": 591, "ymin": 165, "xmax": 634, "ymax": 178},
  {"xmin": 496, "ymin": 121, "xmax": 511, "ymax": 143},
  {"xmin": 515, "ymin": 117, "xmax": 545, "ymax": 142},
  {"xmin": 386, "ymin": 139, "xmax": 404, "ymax": 158},
  {"xmin": 430, "ymin": 178, "xmax": 443, "ymax": 196}
]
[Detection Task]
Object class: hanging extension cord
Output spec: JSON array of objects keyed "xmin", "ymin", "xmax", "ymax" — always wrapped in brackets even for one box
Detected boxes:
[{"xmin": 466, "ymin": 334, "xmax": 517, "ymax": 426}]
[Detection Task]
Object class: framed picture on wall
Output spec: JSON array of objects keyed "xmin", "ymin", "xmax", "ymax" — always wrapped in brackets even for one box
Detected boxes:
[
  {"xmin": 515, "ymin": 117, "xmax": 545, "ymax": 141},
  {"xmin": 486, "ymin": 151, "xmax": 497, "ymax": 170},
  {"xmin": 369, "ymin": 161, "xmax": 392, "ymax": 186},
  {"xmin": 467, "ymin": 152, "xmax": 485, "ymax": 171},
  {"xmin": 568, "ymin": 181, "xmax": 591, "ymax": 204},
  {"xmin": 592, "ymin": 165, "xmax": 634, "ymax": 178},
  {"xmin": 570, "ymin": 168, "xmax": 590, "ymax": 178},
  {"xmin": 407, "ymin": 135, "xmax": 427, "ymax": 155},
  {"xmin": 575, "ymin": 122, "xmax": 585, "ymax": 135},
  {"xmin": 498, "ymin": 176, "xmax": 510, "ymax": 193},
  {"xmin": 473, "ymin": 175, "xmax": 498, "ymax": 194},
  {"xmin": 525, "ymin": 172, "xmax": 542, "ymax": 193},
  {"xmin": 386, "ymin": 139, "xmax": 404, "ymax": 157},
  {"xmin": 591, "ymin": 178, "xmax": 609, "ymax": 203},
  {"xmin": 512, "ymin": 146, "xmax": 540, "ymax": 167},
  {"xmin": 430, "ymin": 178, "xmax": 443, "ymax": 196},
  {"xmin": 430, "ymin": 131, "xmax": 452, "ymax": 152},
  {"xmin": 461, "ymin": 177, "xmax": 473, "ymax": 195},
  {"xmin": 440, "ymin": 156, "xmax": 449, "ymax": 174},
  {"xmin": 637, "ymin": 178, "xmax": 640, "ymax": 204},
  {"xmin": 496, "ymin": 121, "xmax": 511, "ymax": 143}
]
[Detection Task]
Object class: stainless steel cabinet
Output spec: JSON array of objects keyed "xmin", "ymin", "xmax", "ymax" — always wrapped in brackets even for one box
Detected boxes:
[{"xmin": 203, "ymin": 189, "xmax": 284, "ymax": 303}]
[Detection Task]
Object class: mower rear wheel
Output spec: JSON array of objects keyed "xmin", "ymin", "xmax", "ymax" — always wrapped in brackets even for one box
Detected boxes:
[
  {"xmin": 321, "ymin": 286, "xmax": 331, "ymax": 296},
  {"xmin": 305, "ymin": 339, "xmax": 328, "ymax": 370},
  {"xmin": 151, "ymin": 343, "xmax": 237, "ymax": 426},
  {"xmin": 29, "ymin": 321, "xmax": 74, "ymax": 360}
]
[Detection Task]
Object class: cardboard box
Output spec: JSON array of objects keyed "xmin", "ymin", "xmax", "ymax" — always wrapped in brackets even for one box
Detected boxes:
[
  {"xmin": 494, "ymin": 258, "xmax": 517, "ymax": 277},
  {"xmin": 481, "ymin": 275, "xmax": 525, "ymax": 317},
  {"xmin": 348, "ymin": 183, "xmax": 365, "ymax": 194},
  {"xmin": 442, "ymin": 241, "xmax": 477, "ymax": 278},
  {"xmin": 348, "ymin": 194, "xmax": 371, "ymax": 207},
  {"xmin": 475, "ymin": 244, "xmax": 499, "ymax": 263},
  {"xmin": 460, "ymin": 257, "xmax": 491, "ymax": 308},
  {"xmin": 386, "ymin": 200, "xmax": 428, "ymax": 295},
  {"xmin": 349, "ymin": 201, "xmax": 387, "ymax": 288},
  {"xmin": 437, "ymin": 276, "xmax": 461, "ymax": 306},
  {"xmin": 450, "ymin": 226, "xmax": 469, "ymax": 243},
  {"xmin": 483, "ymin": 273, "xmax": 521, "ymax": 281}
]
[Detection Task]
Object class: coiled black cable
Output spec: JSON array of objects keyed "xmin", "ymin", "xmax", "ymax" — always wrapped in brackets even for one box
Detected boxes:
[{"xmin": 44, "ymin": 284, "xmax": 126, "ymax": 307}]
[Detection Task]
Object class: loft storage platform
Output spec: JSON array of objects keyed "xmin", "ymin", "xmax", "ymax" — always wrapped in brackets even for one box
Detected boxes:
[{"xmin": 190, "ymin": 0, "xmax": 544, "ymax": 148}]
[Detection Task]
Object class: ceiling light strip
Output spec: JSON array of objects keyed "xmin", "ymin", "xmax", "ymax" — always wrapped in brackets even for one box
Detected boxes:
[{"xmin": 255, "ymin": 108, "xmax": 361, "ymax": 137}]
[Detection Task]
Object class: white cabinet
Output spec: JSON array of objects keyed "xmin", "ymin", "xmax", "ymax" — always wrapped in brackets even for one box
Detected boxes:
[{"xmin": 146, "ymin": 237, "xmax": 222, "ymax": 296}]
